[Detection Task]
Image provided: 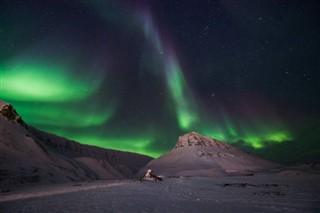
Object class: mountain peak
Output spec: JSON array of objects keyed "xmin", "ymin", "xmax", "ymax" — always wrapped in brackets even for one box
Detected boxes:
[
  {"xmin": 0, "ymin": 100, "xmax": 27, "ymax": 127},
  {"xmin": 174, "ymin": 131, "xmax": 235, "ymax": 150},
  {"xmin": 140, "ymin": 131, "xmax": 280, "ymax": 177}
]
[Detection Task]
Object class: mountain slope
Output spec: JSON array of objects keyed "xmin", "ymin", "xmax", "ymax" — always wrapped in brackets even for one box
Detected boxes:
[
  {"xmin": 0, "ymin": 100, "xmax": 152, "ymax": 187},
  {"xmin": 140, "ymin": 132, "xmax": 280, "ymax": 177}
]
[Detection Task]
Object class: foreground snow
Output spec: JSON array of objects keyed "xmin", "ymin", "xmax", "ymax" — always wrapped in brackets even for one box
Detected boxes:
[{"xmin": 1, "ymin": 176, "xmax": 319, "ymax": 212}]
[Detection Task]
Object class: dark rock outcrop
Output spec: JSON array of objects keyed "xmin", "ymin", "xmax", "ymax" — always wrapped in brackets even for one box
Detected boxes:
[{"xmin": 0, "ymin": 101, "xmax": 27, "ymax": 127}]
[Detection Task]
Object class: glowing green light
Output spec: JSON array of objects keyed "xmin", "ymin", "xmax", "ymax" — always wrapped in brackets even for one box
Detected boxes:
[
  {"xmin": 177, "ymin": 108, "xmax": 198, "ymax": 129},
  {"xmin": 166, "ymin": 61, "xmax": 185, "ymax": 101},
  {"xmin": 204, "ymin": 132, "xmax": 227, "ymax": 142},
  {"xmin": 239, "ymin": 130, "xmax": 292, "ymax": 148},
  {"xmin": 140, "ymin": 12, "xmax": 199, "ymax": 131},
  {"xmin": 197, "ymin": 119, "xmax": 293, "ymax": 149},
  {"xmin": 41, "ymin": 130, "xmax": 161, "ymax": 158},
  {"xmin": 165, "ymin": 55, "xmax": 199, "ymax": 130},
  {"xmin": 12, "ymin": 103, "xmax": 114, "ymax": 128},
  {"xmin": 266, "ymin": 132, "xmax": 292, "ymax": 142},
  {"xmin": 243, "ymin": 136, "xmax": 264, "ymax": 148},
  {"xmin": 223, "ymin": 116, "xmax": 238, "ymax": 137},
  {"xmin": 0, "ymin": 61, "xmax": 97, "ymax": 102}
]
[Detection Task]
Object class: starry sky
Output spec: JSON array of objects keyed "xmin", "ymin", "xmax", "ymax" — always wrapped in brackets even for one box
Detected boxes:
[{"xmin": 1, "ymin": 0, "xmax": 319, "ymax": 163}]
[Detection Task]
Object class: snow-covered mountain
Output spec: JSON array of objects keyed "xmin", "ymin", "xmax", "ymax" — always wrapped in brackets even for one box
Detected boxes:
[
  {"xmin": 139, "ymin": 132, "xmax": 281, "ymax": 177},
  {"xmin": 0, "ymin": 100, "xmax": 152, "ymax": 187}
]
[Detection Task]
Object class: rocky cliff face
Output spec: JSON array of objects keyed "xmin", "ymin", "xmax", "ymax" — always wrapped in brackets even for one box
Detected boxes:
[
  {"xmin": 0, "ymin": 100, "xmax": 27, "ymax": 127},
  {"xmin": 174, "ymin": 131, "xmax": 236, "ymax": 150}
]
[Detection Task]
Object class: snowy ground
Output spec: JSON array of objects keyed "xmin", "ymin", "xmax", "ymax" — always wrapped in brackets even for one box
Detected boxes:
[{"xmin": 1, "ymin": 176, "xmax": 319, "ymax": 212}]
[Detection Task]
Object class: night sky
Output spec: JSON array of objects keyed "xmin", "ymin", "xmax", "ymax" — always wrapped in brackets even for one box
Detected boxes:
[{"xmin": 1, "ymin": 1, "xmax": 319, "ymax": 163}]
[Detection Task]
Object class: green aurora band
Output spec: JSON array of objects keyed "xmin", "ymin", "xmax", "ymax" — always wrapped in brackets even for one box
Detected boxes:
[
  {"xmin": 141, "ymin": 11, "xmax": 200, "ymax": 130},
  {"xmin": 68, "ymin": 135, "xmax": 160, "ymax": 158},
  {"xmin": 1, "ymin": 59, "xmax": 98, "ymax": 102},
  {"xmin": 165, "ymin": 53, "xmax": 199, "ymax": 130},
  {"xmin": 8, "ymin": 102, "xmax": 115, "ymax": 128}
]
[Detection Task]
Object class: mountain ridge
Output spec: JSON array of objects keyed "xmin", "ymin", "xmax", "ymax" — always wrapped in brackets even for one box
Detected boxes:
[{"xmin": 0, "ymin": 100, "xmax": 152, "ymax": 187}]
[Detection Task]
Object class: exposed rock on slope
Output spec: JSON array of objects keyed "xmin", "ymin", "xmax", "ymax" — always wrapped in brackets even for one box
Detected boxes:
[
  {"xmin": 0, "ymin": 100, "xmax": 152, "ymax": 187},
  {"xmin": 0, "ymin": 101, "xmax": 26, "ymax": 127},
  {"xmin": 139, "ymin": 132, "xmax": 280, "ymax": 177}
]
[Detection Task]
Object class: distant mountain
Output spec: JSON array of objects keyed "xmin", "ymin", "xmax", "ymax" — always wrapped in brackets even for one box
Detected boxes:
[
  {"xmin": 139, "ymin": 132, "xmax": 281, "ymax": 177},
  {"xmin": 0, "ymin": 100, "xmax": 152, "ymax": 187}
]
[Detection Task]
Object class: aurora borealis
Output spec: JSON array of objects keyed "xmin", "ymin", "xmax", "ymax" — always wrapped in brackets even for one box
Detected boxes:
[{"xmin": 1, "ymin": 1, "xmax": 319, "ymax": 163}]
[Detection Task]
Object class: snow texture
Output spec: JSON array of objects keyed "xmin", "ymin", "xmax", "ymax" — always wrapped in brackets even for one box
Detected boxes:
[{"xmin": 0, "ymin": 176, "xmax": 319, "ymax": 212}]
